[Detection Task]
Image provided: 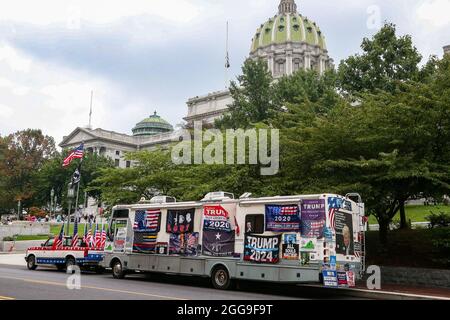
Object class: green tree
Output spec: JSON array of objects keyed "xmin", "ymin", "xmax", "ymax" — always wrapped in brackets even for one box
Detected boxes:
[
  {"xmin": 33, "ymin": 151, "xmax": 114, "ymax": 212},
  {"xmin": 1, "ymin": 129, "xmax": 56, "ymax": 217},
  {"xmin": 89, "ymin": 149, "xmax": 182, "ymax": 207},
  {"xmin": 216, "ymin": 58, "xmax": 275, "ymax": 129},
  {"xmin": 338, "ymin": 23, "xmax": 422, "ymax": 96}
]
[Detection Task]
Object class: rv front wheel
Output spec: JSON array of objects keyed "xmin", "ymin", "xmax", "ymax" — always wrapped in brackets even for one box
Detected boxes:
[
  {"xmin": 211, "ymin": 266, "xmax": 231, "ymax": 290},
  {"xmin": 112, "ymin": 260, "xmax": 126, "ymax": 279}
]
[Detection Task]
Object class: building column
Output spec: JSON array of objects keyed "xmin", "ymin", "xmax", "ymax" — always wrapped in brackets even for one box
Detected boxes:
[
  {"xmin": 304, "ymin": 54, "xmax": 311, "ymax": 70},
  {"xmin": 268, "ymin": 53, "xmax": 275, "ymax": 76},
  {"xmin": 319, "ymin": 57, "xmax": 325, "ymax": 75},
  {"xmin": 286, "ymin": 51, "xmax": 293, "ymax": 76}
]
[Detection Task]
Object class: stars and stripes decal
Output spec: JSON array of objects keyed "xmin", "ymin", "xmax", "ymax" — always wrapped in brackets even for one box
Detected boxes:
[
  {"xmin": 328, "ymin": 207, "xmax": 337, "ymax": 230},
  {"xmin": 134, "ymin": 210, "xmax": 161, "ymax": 233}
]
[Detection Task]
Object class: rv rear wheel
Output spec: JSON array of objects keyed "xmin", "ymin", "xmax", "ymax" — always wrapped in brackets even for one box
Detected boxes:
[
  {"xmin": 112, "ymin": 260, "xmax": 126, "ymax": 279},
  {"xmin": 211, "ymin": 266, "xmax": 231, "ymax": 290}
]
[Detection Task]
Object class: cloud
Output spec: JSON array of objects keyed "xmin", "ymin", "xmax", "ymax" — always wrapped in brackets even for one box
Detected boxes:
[
  {"xmin": 0, "ymin": 104, "xmax": 13, "ymax": 118},
  {"xmin": 0, "ymin": 0, "xmax": 202, "ymax": 26},
  {"xmin": 0, "ymin": 43, "xmax": 31, "ymax": 72},
  {"xmin": 416, "ymin": 0, "xmax": 450, "ymax": 27},
  {"xmin": 0, "ymin": 0, "xmax": 448, "ymax": 144}
]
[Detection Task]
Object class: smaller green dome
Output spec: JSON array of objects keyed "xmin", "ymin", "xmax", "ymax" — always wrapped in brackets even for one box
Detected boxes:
[{"xmin": 132, "ymin": 111, "xmax": 174, "ymax": 137}]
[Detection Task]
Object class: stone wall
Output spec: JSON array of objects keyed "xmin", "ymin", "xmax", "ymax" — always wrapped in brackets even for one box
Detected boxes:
[
  {"xmin": 0, "ymin": 223, "xmax": 50, "ymax": 239},
  {"xmin": 0, "ymin": 240, "xmax": 44, "ymax": 252},
  {"xmin": 381, "ymin": 266, "xmax": 450, "ymax": 289}
]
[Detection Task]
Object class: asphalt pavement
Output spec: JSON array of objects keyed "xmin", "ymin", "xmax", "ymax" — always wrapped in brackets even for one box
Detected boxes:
[{"xmin": 0, "ymin": 264, "xmax": 362, "ymax": 300}]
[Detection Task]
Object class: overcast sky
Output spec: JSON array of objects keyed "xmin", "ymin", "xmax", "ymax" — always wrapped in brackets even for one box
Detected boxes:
[{"xmin": 0, "ymin": 0, "xmax": 449, "ymax": 145}]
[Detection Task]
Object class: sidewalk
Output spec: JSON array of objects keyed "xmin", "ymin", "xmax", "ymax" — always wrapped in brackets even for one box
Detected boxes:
[
  {"xmin": 0, "ymin": 253, "xmax": 26, "ymax": 267},
  {"xmin": 354, "ymin": 283, "xmax": 450, "ymax": 300}
]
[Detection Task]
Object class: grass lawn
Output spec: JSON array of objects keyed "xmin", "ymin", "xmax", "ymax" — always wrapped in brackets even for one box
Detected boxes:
[
  {"xmin": 368, "ymin": 204, "xmax": 450, "ymax": 224},
  {"xmin": 15, "ymin": 235, "xmax": 51, "ymax": 241},
  {"xmin": 49, "ymin": 223, "xmax": 106, "ymax": 236}
]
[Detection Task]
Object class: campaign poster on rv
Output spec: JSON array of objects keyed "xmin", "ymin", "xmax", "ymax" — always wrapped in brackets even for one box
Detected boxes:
[
  {"xmin": 244, "ymin": 234, "xmax": 281, "ymax": 264},
  {"xmin": 335, "ymin": 211, "xmax": 354, "ymax": 256},
  {"xmin": 282, "ymin": 234, "xmax": 299, "ymax": 260},
  {"xmin": 202, "ymin": 230, "xmax": 235, "ymax": 257},
  {"xmin": 166, "ymin": 209, "xmax": 195, "ymax": 234},
  {"xmin": 301, "ymin": 199, "xmax": 326, "ymax": 238},
  {"xmin": 265, "ymin": 204, "xmax": 301, "ymax": 232},
  {"xmin": 203, "ymin": 205, "xmax": 233, "ymax": 232},
  {"xmin": 202, "ymin": 205, "xmax": 236, "ymax": 257}
]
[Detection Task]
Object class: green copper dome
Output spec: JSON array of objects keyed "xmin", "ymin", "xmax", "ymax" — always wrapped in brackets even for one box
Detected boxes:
[
  {"xmin": 250, "ymin": 1, "xmax": 327, "ymax": 53},
  {"xmin": 132, "ymin": 111, "xmax": 174, "ymax": 137}
]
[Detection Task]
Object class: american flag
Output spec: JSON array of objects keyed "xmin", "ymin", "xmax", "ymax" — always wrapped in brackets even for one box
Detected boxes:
[
  {"xmin": 71, "ymin": 218, "xmax": 79, "ymax": 247},
  {"xmin": 63, "ymin": 143, "xmax": 84, "ymax": 167},
  {"xmin": 100, "ymin": 224, "xmax": 107, "ymax": 248},
  {"xmin": 83, "ymin": 222, "xmax": 90, "ymax": 245},
  {"xmin": 94, "ymin": 224, "xmax": 101, "ymax": 248},
  {"xmin": 302, "ymin": 220, "xmax": 325, "ymax": 238},
  {"xmin": 328, "ymin": 208, "xmax": 337, "ymax": 230},
  {"xmin": 134, "ymin": 210, "xmax": 161, "ymax": 232},
  {"xmin": 53, "ymin": 224, "xmax": 64, "ymax": 249}
]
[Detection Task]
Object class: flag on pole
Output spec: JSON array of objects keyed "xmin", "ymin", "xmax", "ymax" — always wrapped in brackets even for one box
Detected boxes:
[
  {"xmin": 71, "ymin": 164, "xmax": 81, "ymax": 186},
  {"xmin": 94, "ymin": 224, "xmax": 101, "ymax": 248},
  {"xmin": 63, "ymin": 143, "xmax": 84, "ymax": 167},
  {"xmin": 83, "ymin": 222, "xmax": 89, "ymax": 245},
  {"xmin": 72, "ymin": 218, "xmax": 79, "ymax": 247},
  {"xmin": 53, "ymin": 224, "xmax": 65, "ymax": 249},
  {"xmin": 84, "ymin": 222, "xmax": 92, "ymax": 246},
  {"xmin": 234, "ymin": 215, "xmax": 240, "ymax": 236},
  {"xmin": 100, "ymin": 224, "xmax": 107, "ymax": 249}
]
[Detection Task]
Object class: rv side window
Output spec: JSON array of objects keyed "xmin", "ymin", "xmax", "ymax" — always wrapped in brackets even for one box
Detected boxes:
[
  {"xmin": 113, "ymin": 209, "xmax": 129, "ymax": 219},
  {"xmin": 245, "ymin": 214, "xmax": 264, "ymax": 234}
]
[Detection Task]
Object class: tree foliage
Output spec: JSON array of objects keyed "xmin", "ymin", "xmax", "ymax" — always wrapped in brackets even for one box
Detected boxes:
[{"xmin": 338, "ymin": 23, "xmax": 422, "ymax": 95}]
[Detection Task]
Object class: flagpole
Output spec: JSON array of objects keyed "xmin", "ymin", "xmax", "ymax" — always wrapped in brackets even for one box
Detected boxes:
[
  {"xmin": 225, "ymin": 20, "xmax": 230, "ymax": 89},
  {"xmin": 74, "ymin": 158, "xmax": 83, "ymax": 228}
]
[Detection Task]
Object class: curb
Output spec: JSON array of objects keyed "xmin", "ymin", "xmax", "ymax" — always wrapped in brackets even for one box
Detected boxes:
[{"xmin": 299, "ymin": 284, "xmax": 450, "ymax": 300}]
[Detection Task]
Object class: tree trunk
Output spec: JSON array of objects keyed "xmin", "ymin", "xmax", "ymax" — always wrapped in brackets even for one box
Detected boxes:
[
  {"xmin": 399, "ymin": 201, "xmax": 409, "ymax": 229},
  {"xmin": 378, "ymin": 220, "xmax": 389, "ymax": 245}
]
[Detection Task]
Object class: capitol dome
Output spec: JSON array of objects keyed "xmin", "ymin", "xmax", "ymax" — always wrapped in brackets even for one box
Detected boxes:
[
  {"xmin": 132, "ymin": 111, "xmax": 174, "ymax": 137},
  {"xmin": 249, "ymin": 0, "xmax": 333, "ymax": 78}
]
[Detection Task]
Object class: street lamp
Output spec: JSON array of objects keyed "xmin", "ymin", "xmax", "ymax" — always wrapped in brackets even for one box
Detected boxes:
[{"xmin": 50, "ymin": 188, "xmax": 54, "ymax": 220}]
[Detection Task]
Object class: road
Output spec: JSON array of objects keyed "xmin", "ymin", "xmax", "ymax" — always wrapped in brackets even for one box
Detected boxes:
[{"xmin": 0, "ymin": 264, "xmax": 360, "ymax": 300}]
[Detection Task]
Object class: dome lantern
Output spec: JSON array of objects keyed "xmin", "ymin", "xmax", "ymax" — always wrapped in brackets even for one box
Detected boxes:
[{"xmin": 279, "ymin": 0, "xmax": 297, "ymax": 14}]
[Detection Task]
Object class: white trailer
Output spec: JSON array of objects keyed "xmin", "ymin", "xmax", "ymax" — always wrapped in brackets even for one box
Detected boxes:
[{"xmin": 101, "ymin": 192, "xmax": 366, "ymax": 290}]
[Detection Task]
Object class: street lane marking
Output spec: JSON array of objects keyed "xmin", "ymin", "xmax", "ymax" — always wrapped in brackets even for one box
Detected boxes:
[
  {"xmin": 0, "ymin": 295, "xmax": 15, "ymax": 300},
  {"xmin": 0, "ymin": 276, "xmax": 187, "ymax": 300}
]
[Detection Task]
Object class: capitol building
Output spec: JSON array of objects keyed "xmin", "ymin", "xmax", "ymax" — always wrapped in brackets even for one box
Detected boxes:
[{"xmin": 60, "ymin": 0, "xmax": 333, "ymax": 167}]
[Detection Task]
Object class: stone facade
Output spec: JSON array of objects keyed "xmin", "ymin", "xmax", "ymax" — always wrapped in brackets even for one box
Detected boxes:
[
  {"xmin": 60, "ymin": 127, "xmax": 182, "ymax": 169},
  {"xmin": 184, "ymin": 89, "xmax": 233, "ymax": 125}
]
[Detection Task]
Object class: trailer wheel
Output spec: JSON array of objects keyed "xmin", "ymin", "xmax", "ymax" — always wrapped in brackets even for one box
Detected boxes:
[
  {"xmin": 112, "ymin": 260, "xmax": 126, "ymax": 279},
  {"xmin": 211, "ymin": 266, "xmax": 231, "ymax": 290},
  {"xmin": 65, "ymin": 257, "xmax": 76, "ymax": 273},
  {"xmin": 27, "ymin": 255, "xmax": 37, "ymax": 270}
]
